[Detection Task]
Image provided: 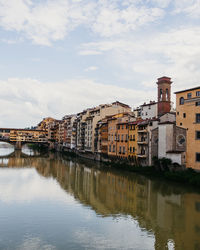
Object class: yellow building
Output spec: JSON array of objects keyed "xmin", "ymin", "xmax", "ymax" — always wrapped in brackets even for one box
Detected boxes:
[
  {"xmin": 175, "ymin": 86, "xmax": 200, "ymax": 170},
  {"xmin": 9, "ymin": 129, "xmax": 47, "ymax": 142},
  {"xmin": 37, "ymin": 117, "xmax": 55, "ymax": 131},
  {"xmin": 128, "ymin": 121, "xmax": 138, "ymax": 161},
  {"xmin": 107, "ymin": 113, "xmax": 128, "ymax": 158}
]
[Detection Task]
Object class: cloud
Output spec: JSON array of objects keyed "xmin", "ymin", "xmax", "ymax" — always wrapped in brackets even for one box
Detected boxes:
[
  {"xmin": 0, "ymin": 0, "xmax": 165, "ymax": 45},
  {"xmin": 84, "ymin": 66, "xmax": 98, "ymax": 72},
  {"xmin": 0, "ymin": 0, "xmax": 91, "ymax": 45},
  {"xmin": 79, "ymin": 25, "xmax": 200, "ymax": 93},
  {"xmin": 0, "ymin": 0, "xmax": 200, "ymax": 46},
  {"xmin": 0, "ymin": 77, "xmax": 155, "ymax": 128},
  {"xmin": 90, "ymin": 1, "xmax": 164, "ymax": 37},
  {"xmin": 173, "ymin": 0, "xmax": 200, "ymax": 18}
]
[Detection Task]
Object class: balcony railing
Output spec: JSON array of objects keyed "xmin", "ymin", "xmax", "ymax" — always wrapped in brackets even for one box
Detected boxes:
[
  {"xmin": 137, "ymin": 140, "xmax": 148, "ymax": 144},
  {"xmin": 138, "ymin": 129, "xmax": 147, "ymax": 133}
]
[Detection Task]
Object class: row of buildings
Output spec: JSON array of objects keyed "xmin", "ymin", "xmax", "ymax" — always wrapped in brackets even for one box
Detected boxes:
[
  {"xmin": 34, "ymin": 76, "xmax": 200, "ymax": 170},
  {"xmin": 1, "ymin": 76, "xmax": 197, "ymax": 169}
]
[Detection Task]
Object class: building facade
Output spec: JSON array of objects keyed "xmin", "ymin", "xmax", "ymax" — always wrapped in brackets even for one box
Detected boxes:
[{"xmin": 175, "ymin": 86, "xmax": 200, "ymax": 169}]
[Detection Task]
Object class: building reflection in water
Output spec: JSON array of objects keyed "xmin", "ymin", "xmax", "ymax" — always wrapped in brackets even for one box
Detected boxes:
[{"xmin": 0, "ymin": 151, "xmax": 200, "ymax": 250}]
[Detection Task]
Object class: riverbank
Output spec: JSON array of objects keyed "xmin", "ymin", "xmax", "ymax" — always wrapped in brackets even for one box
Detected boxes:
[
  {"xmin": 26, "ymin": 145, "xmax": 200, "ymax": 189},
  {"xmin": 61, "ymin": 150, "xmax": 200, "ymax": 189}
]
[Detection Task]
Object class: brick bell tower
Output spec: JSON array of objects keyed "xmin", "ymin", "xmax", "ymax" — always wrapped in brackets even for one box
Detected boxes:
[{"xmin": 157, "ymin": 76, "xmax": 172, "ymax": 117}]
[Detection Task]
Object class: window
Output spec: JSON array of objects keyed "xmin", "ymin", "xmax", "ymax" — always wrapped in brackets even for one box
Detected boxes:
[
  {"xmin": 187, "ymin": 93, "xmax": 192, "ymax": 99},
  {"xmin": 196, "ymin": 114, "xmax": 200, "ymax": 123},
  {"xmin": 121, "ymin": 135, "xmax": 124, "ymax": 141},
  {"xmin": 196, "ymin": 131, "xmax": 200, "ymax": 140},
  {"xmin": 133, "ymin": 147, "xmax": 135, "ymax": 153},
  {"xmin": 160, "ymin": 89, "xmax": 163, "ymax": 101},
  {"xmin": 177, "ymin": 112, "xmax": 179, "ymax": 115},
  {"xmin": 113, "ymin": 145, "xmax": 116, "ymax": 152},
  {"xmin": 196, "ymin": 153, "xmax": 200, "ymax": 162},
  {"xmin": 166, "ymin": 88, "xmax": 169, "ymax": 101},
  {"xmin": 183, "ymin": 113, "xmax": 186, "ymax": 118},
  {"xmin": 196, "ymin": 102, "xmax": 200, "ymax": 106},
  {"xmin": 109, "ymin": 145, "xmax": 111, "ymax": 152},
  {"xmin": 130, "ymin": 147, "xmax": 132, "ymax": 152},
  {"xmin": 133, "ymin": 135, "xmax": 135, "ymax": 141},
  {"xmin": 123, "ymin": 146, "xmax": 125, "ymax": 154},
  {"xmin": 180, "ymin": 97, "xmax": 184, "ymax": 105},
  {"xmin": 197, "ymin": 91, "xmax": 200, "ymax": 97},
  {"xmin": 126, "ymin": 125, "xmax": 128, "ymax": 129},
  {"xmin": 122, "ymin": 125, "xmax": 124, "ymax": 129},
  {"xmin": 119, "ymin": 146, "xmax": 121, "ymax": 153},
  {"xmin": 180, "ymin": 123, "xmax": 182, "ymax": 126},
  {"xmin": 130, "ymin": 135, "xmax": 132, "ymax": 141}
]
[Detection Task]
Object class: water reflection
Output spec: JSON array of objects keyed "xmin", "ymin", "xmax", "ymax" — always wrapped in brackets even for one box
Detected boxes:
[
  {"xmin": 0, "ymin": 142, "xmax": 14, "ymax": 156},
  {"xmin": 0, "ymin": 151, "xmax": 200, "ymax": 250}
]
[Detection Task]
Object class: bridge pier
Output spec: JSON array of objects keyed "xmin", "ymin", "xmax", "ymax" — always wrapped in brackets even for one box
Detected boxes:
[{"xmin": 15, "ymin": 141, "xmax": 22, "ymax": 150}]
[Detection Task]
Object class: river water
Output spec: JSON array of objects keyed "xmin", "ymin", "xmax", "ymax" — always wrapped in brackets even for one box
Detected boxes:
[{"xmin": 0, "ymin": 144, "xmax": 200, "ymax": 250}]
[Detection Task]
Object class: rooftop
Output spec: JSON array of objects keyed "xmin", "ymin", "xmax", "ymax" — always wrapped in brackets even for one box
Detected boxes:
[{"xmin": 174, "ymin": 86, "xmax": 200, "ymax": 94}]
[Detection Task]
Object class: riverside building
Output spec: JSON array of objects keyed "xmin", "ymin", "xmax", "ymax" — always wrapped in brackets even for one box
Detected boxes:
[{"xmin": 175, "ymin": 86, "xmax": 200, "ymax": 170}]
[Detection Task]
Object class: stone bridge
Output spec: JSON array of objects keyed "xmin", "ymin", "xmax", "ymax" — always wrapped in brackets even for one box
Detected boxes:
[{"xmin": 0, "ymin": 128, "xmax": 48, "ymax": 149}]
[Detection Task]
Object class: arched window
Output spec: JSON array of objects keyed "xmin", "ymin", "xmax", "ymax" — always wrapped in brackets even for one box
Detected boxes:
[
  {"xmin": 160, "ymin": 89, "xmax": 163, "ymax": 101},
  {"xmin": 166, "ymin": 89, "xmax": 169, "ymax": 101},
  {"xmin": 180, "ymin": 97, "xmax": 184, "ymax": 105}
]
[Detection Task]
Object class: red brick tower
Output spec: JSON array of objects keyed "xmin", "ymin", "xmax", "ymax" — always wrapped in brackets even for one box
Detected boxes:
[{"xmin": 157, "ymin": 76, "xmax": 172, "ymax": 117}]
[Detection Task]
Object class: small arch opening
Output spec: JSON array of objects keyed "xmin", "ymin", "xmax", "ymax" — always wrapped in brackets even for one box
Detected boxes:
[
  {"xmin": 166, "ymin": 88, "xmax": 169, "ymax": 101},
  {"xmin": 160, "ymin": 89, "xmax": 163, "ymax": 101}
]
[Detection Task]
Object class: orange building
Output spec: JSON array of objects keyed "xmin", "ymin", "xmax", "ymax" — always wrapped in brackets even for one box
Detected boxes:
[
  {"xmin": 99, "ymin": 120, "xmax": 108, "ymax": 155},
  {"xmin": 128, "ymin": 121, "xmax": 138, "ymax": 161},
  {"xmin": 107, "ymin": 113, "xmax": 130, "ymax": 158},
  {"xmin": 175, "ymin": 86, "xmax": 200, "ymax": 170},
  {"xmin": 107, "ymin": 117, "xmax": 118, "ymax": 157},
  {"xmin": 117, "ymin": 121, "xmax": 129, "ymax": 159}
]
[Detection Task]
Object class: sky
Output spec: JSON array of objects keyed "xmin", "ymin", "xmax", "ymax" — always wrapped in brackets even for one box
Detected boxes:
[{"xmin": 0, "ymin": 0, "xmax": 200, "ymax": 128}]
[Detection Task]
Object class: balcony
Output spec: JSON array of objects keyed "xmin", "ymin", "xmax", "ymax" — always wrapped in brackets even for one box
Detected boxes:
[
  {"xmin": 137, "ymin": 140, "xmax": 148, "ymax": 145},
  {"xmin": 137, "ymin": 154, "xmax": 147, "ymax": 158},
  {"xmin": 138, "ymin": 129, "xmax": 147, "ymax": 133}
]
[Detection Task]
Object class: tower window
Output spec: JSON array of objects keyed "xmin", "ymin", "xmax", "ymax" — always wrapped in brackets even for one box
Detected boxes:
[
  {"xmin": 166, "ymin": 88, "xmax": 169, "ymax": 101},
  {"xmin": 160, "ymin": 89, "xmax": 163, "ymax": 101},
  {"xmin": 180, "ymin": 97, "xmax": 184, "ymax": 105}
]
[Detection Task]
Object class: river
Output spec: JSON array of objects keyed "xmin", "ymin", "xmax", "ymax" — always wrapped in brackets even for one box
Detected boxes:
[{"xmin": 0, "ymin": 143, "xmax": 199, "ymax": 250}]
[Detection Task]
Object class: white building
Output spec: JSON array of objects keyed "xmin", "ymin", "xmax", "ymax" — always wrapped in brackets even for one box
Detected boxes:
[
  {"xmin": 140, "ymin": 101, "xmax": 158, "ymax": 120},
  {"xmin": 151, "ymin": 113, "xmax": 186, "ymax": 166}
]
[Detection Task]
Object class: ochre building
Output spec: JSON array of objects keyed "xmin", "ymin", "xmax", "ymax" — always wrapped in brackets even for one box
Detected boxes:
[{"xmin": 175, "ymin": 86, "xmax": 200, "ymax": 170}]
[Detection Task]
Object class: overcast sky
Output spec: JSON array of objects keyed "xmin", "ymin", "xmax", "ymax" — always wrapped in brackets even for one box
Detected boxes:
[{"xmin": 0, "ymin": 0, "xmax": 200, "ymax": 128}]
